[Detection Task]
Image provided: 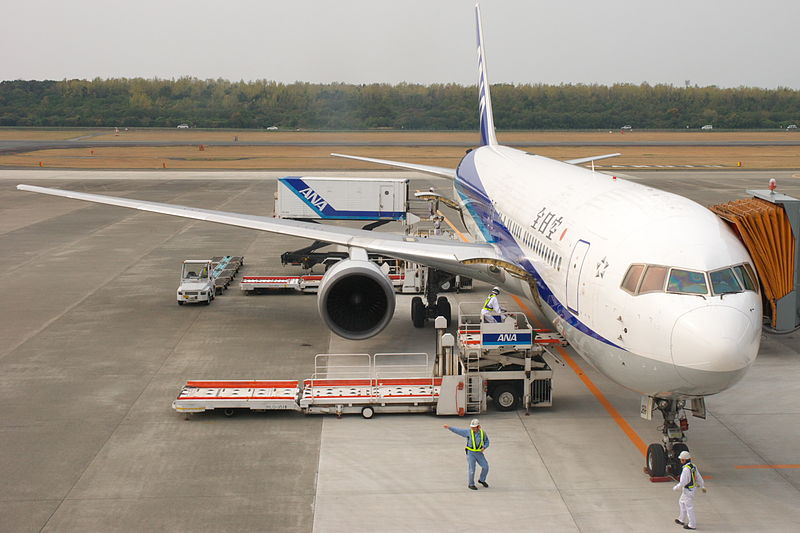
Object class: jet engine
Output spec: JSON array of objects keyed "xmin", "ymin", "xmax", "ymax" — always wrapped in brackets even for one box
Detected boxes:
[{"xmin": 317, "ymin": 259, "xmax": 396, "ymax": 340}]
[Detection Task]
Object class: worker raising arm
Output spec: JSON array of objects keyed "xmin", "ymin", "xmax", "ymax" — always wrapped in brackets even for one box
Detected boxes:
[{"xmin": 443, "ymin": 419, "xmax": 490, "ymax": 490}]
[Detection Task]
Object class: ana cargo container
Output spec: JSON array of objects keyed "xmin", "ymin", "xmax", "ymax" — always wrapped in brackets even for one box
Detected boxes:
[{"xmin": 275, "ymin": 176, "xmax": 408, "ymax": 221}]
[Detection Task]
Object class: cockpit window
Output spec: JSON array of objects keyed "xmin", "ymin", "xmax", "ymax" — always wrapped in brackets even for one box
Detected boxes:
[
  {"xmin": 639, "ymin": 265, "xmax": 668, "ymax": 294},
  {"xmin": 667, "ymin": 269, "xmax": 708, "ymax": 294},
  {"xmin": 621, "ymin": 264, "xmax": 645, "ymax": 294},
  {"xmin": 709, "ymin": 268, "xmax": 742, "ymax": 295},
  {"xmin": 622, "ymin": 262, "xmax": 757, "ymax": 296},
  {"xmin": 733, "ymin": 264, "xmax": 757, "ymax": 292}
]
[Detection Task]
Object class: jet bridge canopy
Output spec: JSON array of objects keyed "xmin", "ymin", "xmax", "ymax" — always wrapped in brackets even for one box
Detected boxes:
[{"xmin": 709, "ymin": 191, "xmax": 799, "ymax": 332}]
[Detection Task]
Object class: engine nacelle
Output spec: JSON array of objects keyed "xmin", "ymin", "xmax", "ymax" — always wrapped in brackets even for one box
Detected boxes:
[{"xmin": 317, "ymin": 259, "xmax": 396, "ymax": 340}]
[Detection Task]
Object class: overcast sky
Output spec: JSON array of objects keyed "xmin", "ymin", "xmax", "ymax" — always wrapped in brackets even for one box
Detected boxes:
[{"xmin": 2, "ymin": 0, "xmax": 798, "ymax": 89}]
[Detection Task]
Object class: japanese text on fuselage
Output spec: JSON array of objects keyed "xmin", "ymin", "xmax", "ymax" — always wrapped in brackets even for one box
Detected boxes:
[{"xmin": 532, "ymin": 207, "xmax": 563, "ymax": 240}]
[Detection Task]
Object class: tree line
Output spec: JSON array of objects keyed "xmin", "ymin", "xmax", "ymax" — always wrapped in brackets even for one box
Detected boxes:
[{"xmin": 1, "ymin": 78, "xmax": 798, "ymax": 130}]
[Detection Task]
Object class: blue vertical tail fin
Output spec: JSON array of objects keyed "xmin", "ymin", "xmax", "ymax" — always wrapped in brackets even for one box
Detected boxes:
[{"xmin": 475, "ymin": 4, "xmax": 498, "ymax": 147}]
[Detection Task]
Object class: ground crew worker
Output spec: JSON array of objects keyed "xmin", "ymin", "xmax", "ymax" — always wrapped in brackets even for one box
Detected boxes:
[
  {"xmin": 673, "ymin": 450, "xmax": 706, "ymax": 530},
  {"xmin": 481, "ymin": 287, "xmax": 503, "ymax": 323},
  {"xmin": 443, "ymin": 419, "xmax": 490, "ymax": 490},
  {"xmin": 428, "ymin": 187, "xmax": 437, "ymax": 218},
  {"xmin": 433, "ymin": 216, "xmax": 442, "ymax": 236}
]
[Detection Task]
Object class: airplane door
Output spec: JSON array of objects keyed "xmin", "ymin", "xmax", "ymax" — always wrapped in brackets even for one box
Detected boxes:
[
  {"xmin": 379, "ymin": 185, "xmax": 393, "ymax": 216},
  {"xmin": 566, "ymin": 240, "xmax": 590, "ymax": 315}
]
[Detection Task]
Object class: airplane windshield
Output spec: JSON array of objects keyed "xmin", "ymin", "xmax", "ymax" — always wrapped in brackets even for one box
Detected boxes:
[
  {"xmin": 733, "ymin": 264, "xmax": 757, "ymax": 292},
  {"xmin": 666, "ymin": 269, "xmax": 708, "ymax": 295},
  {"xmin": 639, "ymin": 265, "xmax": 668, "ymax": 294},
  {"xmin": 709, "ymin": 268, "xmax": 743, "ymax": 295},
  {"xmin": 621, "ymin": 262, "xmax": 758, "ymax": 296}
]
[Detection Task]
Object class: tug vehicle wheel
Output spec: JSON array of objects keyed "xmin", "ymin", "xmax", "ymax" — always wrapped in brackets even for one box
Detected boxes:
[{"xmin": 492, "ymin": 383, "xmax": 520, "ymax": 411}]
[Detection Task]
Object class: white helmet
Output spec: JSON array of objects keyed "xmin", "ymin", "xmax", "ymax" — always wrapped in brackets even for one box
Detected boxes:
[
  {"xmin": 678, "ymin": 451, "xmax": 691, "ymax": 460},
  {"xmin": 470, "ymin": 418, "xmax": 480, "ymax": 427},
  {"xmin": 491, "ymin": 287, "xmax": 500, "ymax": 295}
]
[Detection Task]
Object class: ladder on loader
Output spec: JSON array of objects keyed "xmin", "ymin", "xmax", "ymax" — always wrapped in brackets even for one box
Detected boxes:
[{"xmin": 456, "ymin": 302, "xmax": 559, "ymax": 412}]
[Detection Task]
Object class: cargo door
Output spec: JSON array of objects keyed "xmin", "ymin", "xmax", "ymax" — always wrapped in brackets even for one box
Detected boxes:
[
  {"xmin": 566, "ymin": 240, "xmax": 590, "ymax": 315},
  {"xmin": 379, "ymin": 185, "xmax": 393, "ymax": 217}
]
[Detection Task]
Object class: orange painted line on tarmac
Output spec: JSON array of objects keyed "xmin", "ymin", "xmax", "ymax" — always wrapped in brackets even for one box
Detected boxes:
[
  {"xmin": 511, "ymin": 295, "xmax": 649, "ymax": 457},
  {"xmin": 735, "ymin": 464, "xmax": 800, "ymax": 469}
]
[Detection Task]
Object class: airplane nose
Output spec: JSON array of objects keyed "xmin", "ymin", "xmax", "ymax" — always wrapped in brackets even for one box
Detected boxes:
[{"xmin": 671, "ymin": 305, "xmax": 759, "ymax": 390}]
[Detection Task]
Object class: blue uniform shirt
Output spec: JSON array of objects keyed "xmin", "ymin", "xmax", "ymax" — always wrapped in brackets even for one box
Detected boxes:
[{"xmin": 448, "ymin": 427, "xmax": 490, "ymax": 450}]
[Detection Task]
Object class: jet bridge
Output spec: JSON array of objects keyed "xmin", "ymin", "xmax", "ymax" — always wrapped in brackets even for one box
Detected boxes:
[{"xmin": 710, "ymin": 186, "xmax": 800, "ymax": 333}]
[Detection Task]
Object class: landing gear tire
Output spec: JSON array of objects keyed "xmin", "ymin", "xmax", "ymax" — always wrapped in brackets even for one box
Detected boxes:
[
  {"xmin": 411, "ymin": 296, "xmax": 425, "ymax": 328},
  {"xmin": 670, "ymin": 443, "xmax": 689, "ymax": 475},
  {"xmin": 361, "ymin": 406, "xmax": 374, "ymax": 419},
  {"xmin": 647, "ymin": 443, "xmax": 667, "ymax": 477},
  {"xmin": 436, "ymin": 296, "xmax": 451, "ymax": 326},
  {"xmin": 492, "ymin": 384, "xmax": 520, "ymax": 412}
]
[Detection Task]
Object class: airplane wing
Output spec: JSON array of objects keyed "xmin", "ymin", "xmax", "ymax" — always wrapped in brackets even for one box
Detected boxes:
[
  {"xmin": 563, "ymin": 153, "xmax": 621, "ymax": 165},
  {"xmin": 16, "ymin": 184, "xmax": 499, "ymax": 277},
  {"xmin": 330, "ymin": 153, "xmax": 457, "ymax": 179}
]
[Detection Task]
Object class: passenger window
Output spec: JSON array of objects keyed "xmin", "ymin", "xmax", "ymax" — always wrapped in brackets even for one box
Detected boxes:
[
  {"xmin": 639, "ymin": 265, "xmax": 668, "ymax": 293},
  {"xmin": 710, "ymin": 268, "xmax": 742, "ymax": 295},
  {"xmin": 667, "ymin": 269, "xmax": 708, "ymax": 294},
  {"xmin": 735, "ymin": 263, "xmax": 758, "ymax": 292},
  {"xmin": 621, "ymin": 264, "xmax": 645, "ymax": 294}
]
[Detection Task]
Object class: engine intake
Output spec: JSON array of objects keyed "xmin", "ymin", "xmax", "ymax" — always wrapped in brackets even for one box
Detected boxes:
[{"xmin": 317, "ymin": 259, "xmax": 395, "ymax": 340}]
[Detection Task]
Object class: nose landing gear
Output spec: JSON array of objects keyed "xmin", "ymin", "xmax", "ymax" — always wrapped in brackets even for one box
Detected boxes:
[{"xmin": 645, "ymin": 398, "xmax": 699, "ymax": 478}]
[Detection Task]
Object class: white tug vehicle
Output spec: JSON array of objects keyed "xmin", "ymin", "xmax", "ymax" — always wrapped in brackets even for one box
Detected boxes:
[{"xmin": 176, "ymin": 260, "xmax": 216, "ymax": 305}]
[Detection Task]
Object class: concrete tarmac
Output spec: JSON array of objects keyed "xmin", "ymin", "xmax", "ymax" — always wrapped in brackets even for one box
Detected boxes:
[{"xmin": 1, "ymin": 169, "xmax": 799, "ymax": 532}]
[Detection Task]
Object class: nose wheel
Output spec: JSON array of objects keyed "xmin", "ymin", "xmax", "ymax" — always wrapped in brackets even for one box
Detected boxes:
[{"xmin": 645, "ymin": 398, "xmax": 692, "ymax": 478}]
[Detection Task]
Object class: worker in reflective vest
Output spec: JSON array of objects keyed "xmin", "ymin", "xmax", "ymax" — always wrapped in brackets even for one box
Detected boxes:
[
  {"xmin": 481, "ymin": 287, "xmax": 503, "ymax": 323},
  {"xmin": 443, "ymin": 418, "xmax": 490, "ymax": 490},
  {"xmin": 673, "ymin": 450, "xmax": 706, "ymax": 530}
]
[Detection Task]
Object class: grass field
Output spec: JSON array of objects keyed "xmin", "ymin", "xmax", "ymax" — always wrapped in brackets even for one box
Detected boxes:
[{"xmin": 1, "ymin": 129, "xmax": 799, "ymax": 169}]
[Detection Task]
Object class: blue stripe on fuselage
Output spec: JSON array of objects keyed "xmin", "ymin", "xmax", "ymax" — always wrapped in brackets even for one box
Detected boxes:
[{"xmin": 454, "ymin": 154, "xmax": 623, "ymax": 351}]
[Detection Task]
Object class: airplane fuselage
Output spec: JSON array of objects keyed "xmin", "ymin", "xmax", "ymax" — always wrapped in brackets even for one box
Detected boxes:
[{"xmin": 455, "ymin": 145, "xmax": 761, "ymax": 399}]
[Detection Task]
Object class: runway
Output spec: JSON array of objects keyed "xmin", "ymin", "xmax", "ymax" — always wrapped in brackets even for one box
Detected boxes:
[
  {"xmin": 3, "ymin": 139, "xmax": 800, "ymax": 155},
  {"xmin": 1, "ymin": 169, "xmax": 799, "ymax": 532}
]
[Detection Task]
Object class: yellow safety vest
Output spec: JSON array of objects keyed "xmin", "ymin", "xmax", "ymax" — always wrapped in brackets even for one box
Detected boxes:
[
  {"xmin": 684, "ymin": 462, "xmax": 697, "ymax": 489},
  {"xmin": 483, "ymin": 295, "xmax": 494, "ymax": 311},
  {"xmin": 466, "ymin": 429, "xmax": 485, "ymax": 452}
]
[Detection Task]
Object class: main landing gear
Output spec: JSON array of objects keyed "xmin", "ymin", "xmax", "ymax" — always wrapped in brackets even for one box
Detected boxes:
[
  {"xmin": 645, "ymin": 398, "xmax": 698, "ymax": 478},
  {"xmin": 410, "ymin": 268, "xmax": 452, "ymax": 328}
]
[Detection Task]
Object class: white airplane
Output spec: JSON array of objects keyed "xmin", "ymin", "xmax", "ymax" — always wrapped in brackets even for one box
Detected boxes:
[{"xmin": 17, "ymin": 5, "xmax": 760, "ymax": 476}]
